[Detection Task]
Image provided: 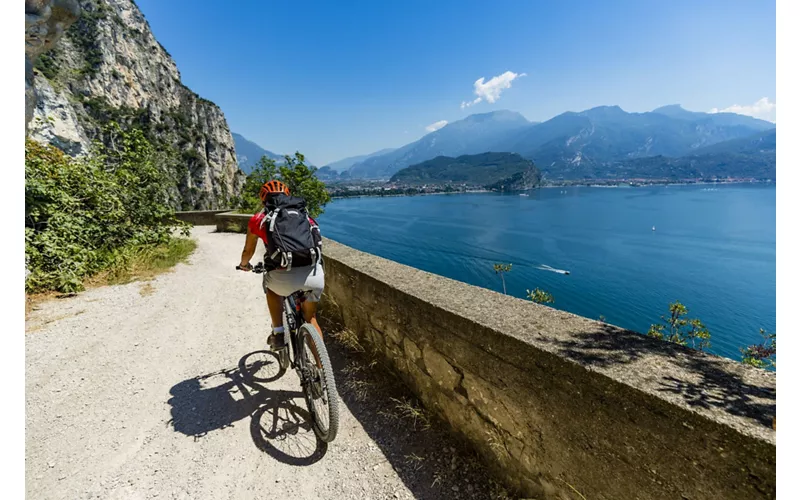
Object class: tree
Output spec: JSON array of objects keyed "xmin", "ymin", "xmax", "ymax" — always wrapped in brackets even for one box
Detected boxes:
[
  {"xmin": 493, "ymin": 263, "xmax": 512, "ymax": 294},
  {"xmin": 527, "ymin": 288, "xmax": 554, "ymax": 304},
  {"xmin": 279, "ymin": 152, "xmax": 331, "ymax": 219},
  {"xmin": 647, "ymin": 301, "xmax": 711, "ymax": 351},
  {"xmin": 239, "ymin": 152, "xmax": 331, "ymax": 218},
  {"xmin": 239, "ymin": 155, "xmax": 278, "ymax": 212},
  {"xmin": 741, "ymin": 329, "xmax": 776, "ymax": 369}
]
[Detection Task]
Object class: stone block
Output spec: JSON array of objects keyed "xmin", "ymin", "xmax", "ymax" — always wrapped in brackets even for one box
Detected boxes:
[
  {"xmin": 384, "ymin": 322, "xmax": 403, "ymax": 345},
  {"xmin": 402, "ymin": 336, "xmax": 422, "ymax": 363},
  {"xmin": 461, "ymin": 371, "xmax": 524, "ymax": 437},
  {"xmin": 422, "ymin": 344, "xmax": 460, "ymax": 390}
]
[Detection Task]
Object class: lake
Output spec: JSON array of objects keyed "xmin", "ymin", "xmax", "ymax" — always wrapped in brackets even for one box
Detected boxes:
[{"xmin": 317, "ymin": 183, "xmax": 776, "ymax": 362}]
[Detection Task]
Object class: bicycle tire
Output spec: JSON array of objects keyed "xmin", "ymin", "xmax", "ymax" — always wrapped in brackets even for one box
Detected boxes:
[{"xmin": 298, "ymin": 323, "xmax": 339, "ymax": 443}]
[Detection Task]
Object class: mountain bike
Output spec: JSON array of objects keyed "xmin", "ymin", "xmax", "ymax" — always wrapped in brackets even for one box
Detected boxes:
[{"xmin": 237, "ymin": 262, "xmax": 339, "ymax": 443}]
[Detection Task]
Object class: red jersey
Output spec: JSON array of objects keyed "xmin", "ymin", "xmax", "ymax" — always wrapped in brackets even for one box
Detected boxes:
[{"xmin": 248, "ymin": 211, "xmax": 270, "ymax": 244}]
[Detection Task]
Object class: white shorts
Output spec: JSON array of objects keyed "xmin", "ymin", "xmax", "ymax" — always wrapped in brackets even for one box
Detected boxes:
[{"xmin": 262, "ymin": 261, "xmax": 325, "ymax": 302}]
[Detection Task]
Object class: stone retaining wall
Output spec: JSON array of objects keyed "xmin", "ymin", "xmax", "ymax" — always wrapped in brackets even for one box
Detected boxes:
[
  {"xmin": 174, "ymin": 209, "xmax": 234, "ymax": 226},
  {"xmin": 213, "ymin": 212, "xmax": 251, "ymax": 233},
  {"xmin": 318, "ymin": 239, "xmax": 776, "ymax": 499}
]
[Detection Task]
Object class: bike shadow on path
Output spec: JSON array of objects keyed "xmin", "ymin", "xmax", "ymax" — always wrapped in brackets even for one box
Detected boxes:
[{"xmin": 167, "ymin": 350, "xmax": 328, "ymax": 466}]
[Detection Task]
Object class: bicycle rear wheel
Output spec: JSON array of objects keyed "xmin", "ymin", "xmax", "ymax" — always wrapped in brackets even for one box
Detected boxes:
[{"xmin": 298, "ymin": 323, "xmax": 339, "ymax": 443}]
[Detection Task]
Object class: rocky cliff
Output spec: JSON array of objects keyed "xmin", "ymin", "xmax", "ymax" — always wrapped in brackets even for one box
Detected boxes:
[
  {"xmin": 25, "ymin": 0, "xmax": 81, "ymax": 134},
  {"xmin": 27, "ymin": 0, "xmax": 243, "ymax": 209}
]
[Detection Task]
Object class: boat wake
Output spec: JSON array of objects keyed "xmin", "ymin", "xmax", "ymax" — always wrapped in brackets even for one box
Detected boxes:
[{"xmin": 536, "ymin": 264, "xmax": 570, "ymax": 275}]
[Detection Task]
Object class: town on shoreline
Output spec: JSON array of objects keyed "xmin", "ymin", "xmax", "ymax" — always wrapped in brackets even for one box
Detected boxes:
[{"xmin": 326, "ymin": 178, "xmax": 774, "ymax": 199}]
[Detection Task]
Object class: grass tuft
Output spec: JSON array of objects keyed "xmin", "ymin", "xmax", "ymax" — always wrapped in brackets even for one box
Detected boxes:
[
  {"xmin": 89, "ymin": 237, "xmax": 196, "ymax": 286},
  {"xmin": 390, "ymin": 396, "xmax": 431, "ymax": 430},
  {"xmin": 331, "ymin": 328, "xmax": 365, "ymax": 353},
  {"xmin": 139, "ymin": 282, "xmax": 156, "ymax": 297}
]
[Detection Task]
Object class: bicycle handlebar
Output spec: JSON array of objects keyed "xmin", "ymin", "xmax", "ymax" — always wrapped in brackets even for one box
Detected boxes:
[{"xmin": 236, "ymin": 262, "xmax": 265, "ymax": 274}]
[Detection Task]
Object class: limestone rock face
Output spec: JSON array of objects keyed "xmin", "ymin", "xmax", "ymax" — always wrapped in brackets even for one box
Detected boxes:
[
  {"xmin": 25, "ymin": 0, "xmax": 81, "ymax": 133},
  {"xmin": 27, "ymin": 0, "xmax": 244, "ymax": 209}
]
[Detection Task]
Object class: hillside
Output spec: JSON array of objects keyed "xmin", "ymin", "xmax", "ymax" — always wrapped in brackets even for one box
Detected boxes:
[
  {"xmin": 688, "ymin": 128, "xmax": 776, "ymax": 156},
  {"xmin": 651, "ymin": 104, "xmax": 775, "ymax": 130},
  {"xmin": 595, "ymin": 129, "xmax": 777, "ymax": 181},
  {"xmin": 325, "ymin": 148, "xmax": 397, "ymax": 173},
  {"xmin": 232, "ymin": 133, "xmax": 283, "ymax": 173},
  {"xmin": 27, "ymin": 0, "xmax": 242, "ymax": 209},
  {"xmin": 390, "ymin": 152, "xmax": 541, "ymax": 189}
]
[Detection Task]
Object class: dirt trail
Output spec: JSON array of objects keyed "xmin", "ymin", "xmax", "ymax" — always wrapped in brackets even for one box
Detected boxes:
[{"xmin": 26, "ymin": 226, "xmax": 507, "ymax": 500}]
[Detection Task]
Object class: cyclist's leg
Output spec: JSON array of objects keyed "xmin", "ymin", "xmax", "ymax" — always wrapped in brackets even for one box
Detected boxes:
[
  {"xmin": 300, "ymin": 261, "xmax": 325, "ymax": 338},
  {"xmin": 266, "ymin": 288, "xmax": 284, "ymax": 328},
  {"xmin": 263, "ymin": 271, "xmax": 285, "ymax": 328},
  {"xmin": 300, "ymin": 299, "xmax": 323, "ymax": 339}
]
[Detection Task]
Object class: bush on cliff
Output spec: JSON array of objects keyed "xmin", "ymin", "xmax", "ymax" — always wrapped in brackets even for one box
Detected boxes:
[{"xmin": 25, "ymin": 124, "xmax": 190, "ymax": 293}]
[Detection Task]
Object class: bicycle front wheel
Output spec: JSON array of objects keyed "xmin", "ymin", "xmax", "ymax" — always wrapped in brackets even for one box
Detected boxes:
[{"xmin": 298, "ymin": 323, "xmax": 339, "ymax": 443}]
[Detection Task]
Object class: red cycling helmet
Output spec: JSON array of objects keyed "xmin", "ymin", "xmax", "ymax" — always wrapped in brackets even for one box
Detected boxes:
[{"xmin": 259, "ymin": 179, "xmax": 290, "ymax": 202}]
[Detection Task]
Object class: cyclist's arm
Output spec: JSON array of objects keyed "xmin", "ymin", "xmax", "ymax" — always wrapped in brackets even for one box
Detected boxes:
[{"xmin": 239, "ymin": 227, "xmax": 259, "ymax": 268}]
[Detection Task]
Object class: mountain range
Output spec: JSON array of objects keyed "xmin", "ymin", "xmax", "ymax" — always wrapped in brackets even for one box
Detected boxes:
[{"xmin": 335, "ymin": 105, "xmax": 775, "ymax": 181}]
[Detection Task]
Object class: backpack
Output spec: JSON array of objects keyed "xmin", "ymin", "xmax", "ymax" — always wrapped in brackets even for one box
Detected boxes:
[{"xmin": 261, "ymin": 193, "xmax": 322, "ymax": 271}]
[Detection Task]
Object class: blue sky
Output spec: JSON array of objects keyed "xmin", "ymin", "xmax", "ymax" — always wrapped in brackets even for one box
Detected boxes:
[{"xmin": 135, "ymin": 0, "xmax": 776, "ymax": 166}]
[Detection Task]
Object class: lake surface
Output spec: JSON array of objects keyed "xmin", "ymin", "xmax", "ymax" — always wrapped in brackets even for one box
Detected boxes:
[{"xmin": 318, "ymin": 184, "xmax": 776, "ymax": 362}]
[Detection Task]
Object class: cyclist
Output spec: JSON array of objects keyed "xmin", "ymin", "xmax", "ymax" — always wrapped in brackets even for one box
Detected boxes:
[{"xmin": 236, "ymin": 180, "xmax": 325, "ymax": 349}]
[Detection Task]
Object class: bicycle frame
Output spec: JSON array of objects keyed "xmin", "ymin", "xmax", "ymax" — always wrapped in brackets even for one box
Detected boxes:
[{"xmin": 276, "ymin": 291, "xmax": 308, "ymax": 372}]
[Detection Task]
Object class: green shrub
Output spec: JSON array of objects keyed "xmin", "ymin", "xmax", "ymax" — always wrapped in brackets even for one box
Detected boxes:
[
  {"xmin": 33, "ymin": 51, "xmax": 60, "ymax": 80},
  {"xmin": 527, "ymin": 288, "xmax": 554, "ymax": 304},
  {"xmin": 647, "ymin": 301, "xmax": 711, "ymax": 351},
  {"xmin": 25, "ymin": 125, "xmax": 189, "ymax": 293},
  {"xmin": 741, "ymin": 329, "xmax": 776, "ymax": 369}
]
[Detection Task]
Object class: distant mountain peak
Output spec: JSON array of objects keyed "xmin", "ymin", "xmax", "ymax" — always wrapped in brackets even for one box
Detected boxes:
[
  {"xmin": 589, "ymin": 104, "xmax": 624, "ymax": 112},
  {"xmin": 652, "ymin": 104, "xmax": 685, "ymax": 113},
  {"xmin": 462, "ymin": 109, "xmax": 529, "ymax": 123},
  {"xmin": 580, "ymin": 105, "xmax": 627, "ymax": 118}
]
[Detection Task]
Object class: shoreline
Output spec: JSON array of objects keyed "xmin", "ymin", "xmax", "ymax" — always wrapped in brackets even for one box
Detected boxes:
[
  {"xmin": 541, "ymin": 179, "xmax": 774, "ymax": 188},
  {"xmin": 330, "ymin": 180, "xmax": 774, "ymax": 200}
]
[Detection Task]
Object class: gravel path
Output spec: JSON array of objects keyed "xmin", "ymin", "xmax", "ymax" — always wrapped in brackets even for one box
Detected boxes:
[{"xmin": 26, "ymin": 226, "xmax": 509, "ymax": 500}]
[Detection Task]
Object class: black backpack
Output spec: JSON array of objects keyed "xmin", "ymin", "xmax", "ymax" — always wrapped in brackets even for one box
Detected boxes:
[{"xmin": 262, "ymin": 193, "xmax": 322, "ymax": 271}]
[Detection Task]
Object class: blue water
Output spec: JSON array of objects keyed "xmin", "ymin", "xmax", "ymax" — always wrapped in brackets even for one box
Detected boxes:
[{"xmin": 318, "ymin": 184, "xmax": 776, "ymax": 362}]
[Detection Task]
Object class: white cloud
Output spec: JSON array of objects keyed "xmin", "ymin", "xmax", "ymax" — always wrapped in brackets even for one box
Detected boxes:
[
  {"xmin": 460, "ymin": 71, "xmax": 526, "ymax": 109},
  {"xmin": 425, "ymin": 120, "xmax": 448, "ymax": 132},
  {"xmin": 709, "ymin": 97, "xmax": 776, "ymax": 123}
]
